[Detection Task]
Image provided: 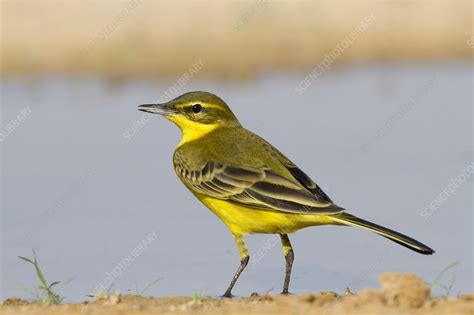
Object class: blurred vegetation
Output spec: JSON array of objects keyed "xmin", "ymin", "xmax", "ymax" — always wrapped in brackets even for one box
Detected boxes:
[{"xmin": 1, "ymin": 0, "xmax": 472, "ymax": 79}]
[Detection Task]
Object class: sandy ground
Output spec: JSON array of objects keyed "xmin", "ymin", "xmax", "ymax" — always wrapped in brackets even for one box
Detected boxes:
[
  {"xmin": 1, "ymin": 1, "xmax": 472, "ymax": 78},
  {"xmin": 2, "ymin": 274, "xmax": 473, "ymax": 315}
]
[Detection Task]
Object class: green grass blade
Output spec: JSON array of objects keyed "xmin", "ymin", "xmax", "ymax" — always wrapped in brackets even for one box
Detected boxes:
[
  {"xmin": 140, "ymin": 278, "xmax": 162, "ymax": 295},
  {"xmin": 48, "ymin": 281, "xmax": 61, "ymax": 289},
  {"xmin": 18, "ymin": 256, "xmax": 35, "ymax": 264},
  {"xmin": 18, "ymin": 249, "xmax": 66, "ymax": 304},
  {"xmin": 32, "ymin": 258, "xmax": 48, "ymax": 288},
  {"xmin": 431, "ymin": 261, "xmax": 459, "ymax": 294}
]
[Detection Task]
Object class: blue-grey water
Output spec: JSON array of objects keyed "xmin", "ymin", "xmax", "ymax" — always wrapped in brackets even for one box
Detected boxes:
[{"xmin": 1, "ymin": 63, "xmax": 472, "ymax": 301}]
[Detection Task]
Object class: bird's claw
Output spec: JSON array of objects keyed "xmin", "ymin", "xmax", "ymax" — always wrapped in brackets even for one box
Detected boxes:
[{"xmin": 221, "ymin": 292, "xmax": 234, "ymax": 299}]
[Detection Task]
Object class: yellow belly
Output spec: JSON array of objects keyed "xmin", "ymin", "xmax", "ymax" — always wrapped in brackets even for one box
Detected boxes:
[{"xmin": 200, "ymin": 196, "xmax": 336, "ymax": 234}]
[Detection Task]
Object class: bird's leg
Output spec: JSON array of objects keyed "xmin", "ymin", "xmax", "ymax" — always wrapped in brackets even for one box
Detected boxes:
[
  {"xmin": 280, "ymin": 234, "xmax": 294, "ymax": 295},
  {"xmin": 222, "ymin": 233, "xmax": 249, "ymax": 298}
]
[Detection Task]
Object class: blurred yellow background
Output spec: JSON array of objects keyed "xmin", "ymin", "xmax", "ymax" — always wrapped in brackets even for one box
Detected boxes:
[{"xmin": 1, "ymin": 0, "xmax": 472, "ymax": 79}]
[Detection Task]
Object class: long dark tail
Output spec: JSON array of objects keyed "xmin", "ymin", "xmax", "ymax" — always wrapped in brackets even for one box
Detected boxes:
[{"xmin": 330, "ymin": 213, "xmax": 435, "ymax": 255}]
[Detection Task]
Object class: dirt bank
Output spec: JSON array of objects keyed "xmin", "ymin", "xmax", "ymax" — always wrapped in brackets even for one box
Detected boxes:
[{"xmin": 2, "ymin": 273, "xmax": 473, "ymax": 315}]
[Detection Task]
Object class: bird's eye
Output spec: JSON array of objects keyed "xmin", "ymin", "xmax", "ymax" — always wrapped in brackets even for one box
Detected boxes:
[{"xmin": 191, "ymin": 104, "xmax": 203, "ymax": 113}]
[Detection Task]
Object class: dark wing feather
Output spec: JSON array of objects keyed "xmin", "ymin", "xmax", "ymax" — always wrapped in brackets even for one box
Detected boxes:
[
  {"xmin": 254, "ymin": 133, "xmax": 334, "ymax": 203},
  {"xmin": 176, "ymin": 161, "xmax": 344, "ymax": 215},
  {"xmin": 285, "ymin": 165, "xmax": 334, "ymax": 203}
]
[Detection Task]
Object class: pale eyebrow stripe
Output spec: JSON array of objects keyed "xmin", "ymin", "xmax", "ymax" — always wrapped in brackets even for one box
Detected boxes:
[{"xmin": 182, "ymin": 102, "xmax": 222, "ymax": 110}]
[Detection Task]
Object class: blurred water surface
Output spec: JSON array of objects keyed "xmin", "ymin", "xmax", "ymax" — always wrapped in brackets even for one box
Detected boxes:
[{"xmin": 1, "ymin": 63, "xmax": 472, "ymax": 301}]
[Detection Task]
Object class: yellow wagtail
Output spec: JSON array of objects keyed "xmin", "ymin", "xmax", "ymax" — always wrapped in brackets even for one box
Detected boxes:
[{"xmin": 138, "ymin": 91, "xmax": 434, "ymax": 297}]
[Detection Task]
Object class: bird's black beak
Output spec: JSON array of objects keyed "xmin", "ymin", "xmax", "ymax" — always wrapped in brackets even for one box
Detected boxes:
[{"xmin": 138, "ymin": 103, "xmax": 175, "ymax": 116}]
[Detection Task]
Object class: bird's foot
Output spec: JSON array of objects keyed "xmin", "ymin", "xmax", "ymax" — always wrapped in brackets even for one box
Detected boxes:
[
  {"xmin": 221, "ymin": 291, "xmax": 234, "ymax": 299},
  {"xmin": 280, "ymin": 290, "xmax": 293, "ymax": 295}
]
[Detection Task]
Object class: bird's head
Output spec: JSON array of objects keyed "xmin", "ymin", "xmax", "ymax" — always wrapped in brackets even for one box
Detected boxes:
[{"xmin": 138, "ymin": 91, "xmax": 240, "ymax": 141}]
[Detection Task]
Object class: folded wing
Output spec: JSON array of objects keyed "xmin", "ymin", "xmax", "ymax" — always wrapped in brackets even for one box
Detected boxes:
[{"xmin": 175, "ymin": 161, "xmax": 344, "ymax": 214}]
